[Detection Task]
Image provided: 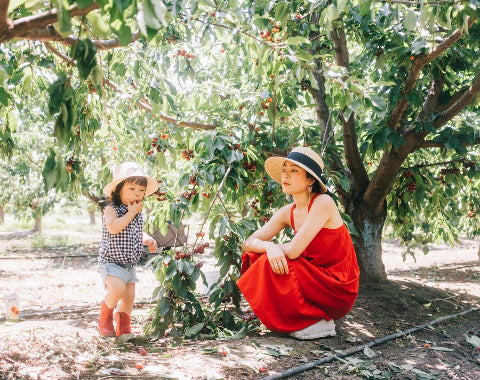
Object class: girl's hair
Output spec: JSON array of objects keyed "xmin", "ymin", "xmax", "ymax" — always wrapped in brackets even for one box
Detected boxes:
[
  {"xmin": 111, "ymin": 176, "xmax": 148, "ymax": 206},
  {"xmin": 306, "ymin": 172, "xmax": 323, "ymax": 194}
]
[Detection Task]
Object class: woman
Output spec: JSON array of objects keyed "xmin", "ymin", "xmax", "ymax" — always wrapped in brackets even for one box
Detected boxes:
[{"xmin": 237, "ymin": 147, "xmax": 359, "ymax": 340}]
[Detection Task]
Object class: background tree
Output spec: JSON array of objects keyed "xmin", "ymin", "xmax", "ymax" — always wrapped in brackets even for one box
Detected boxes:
[{"xmin": 1, "ymin": 0, "xmax": 479, "ymax": 336}]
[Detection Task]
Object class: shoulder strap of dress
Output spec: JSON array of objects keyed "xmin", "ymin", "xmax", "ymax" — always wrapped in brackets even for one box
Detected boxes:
[
  {"xmin": 308, "ymin": 193, "xmax": 320, "ymax": 212},
  {"xmin": 290, "ymin": 203, "xmax": 296, "ymax": 231}
]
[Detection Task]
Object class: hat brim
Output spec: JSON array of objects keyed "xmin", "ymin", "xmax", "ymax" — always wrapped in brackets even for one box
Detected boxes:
[
  {"xmin": 265, "ymin": 157, "xmax": 327, "ymax": 193},
  {"xmin": 103, "ymin": 176, "xmax": 158, "ymax": 197}
]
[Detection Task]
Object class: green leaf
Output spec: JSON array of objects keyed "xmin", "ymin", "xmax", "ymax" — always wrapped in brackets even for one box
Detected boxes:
[
  {"xmin": 86, "ymin": 11, "xmax": 110, "ymax": 37},
  {"xmin": 404, "ymin": 10, "xmax": 417, "ymax": 31},
  {"xmin": 72, "ymin": 39, "xmax": 97, "ymax": 80},
  {"xmin": 111, "ymin": 20, "xmax": 132, "ymax": 46},
  {"xmin": 0, "ymin": 87, "xmax": 11, "ymax": 107},
  {"xmin": 55, "ymin": 0, "xmax": 72, "ymax": 37},
  {"xmin": 8, "ymin": 0, "xmax": 35, "ymax": 12},
  {"xmin": 185, "ymin": 322, "xmax": 204, "ymax": 337},
  {"xmin": 77, "ymin": 0, "xmax": 94, "ymax": 8},
  {"xmin": 370, "ymin": 95, "xmax": 386, "ymax": 111},
  {"xmin": 158, "ymin": 296, "xmax": 170, "ymax": 316}
]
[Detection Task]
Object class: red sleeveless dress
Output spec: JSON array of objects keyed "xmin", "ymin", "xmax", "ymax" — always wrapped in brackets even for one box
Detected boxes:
[{"xmin": 237, "ymin": 194, "xmax": 360, "ymax": 333}]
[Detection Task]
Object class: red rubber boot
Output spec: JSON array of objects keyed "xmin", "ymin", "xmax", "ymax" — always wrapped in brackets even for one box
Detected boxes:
[
  {"xmin": 115, "ymin": 311, "xmax": 134, "ymax": 341},
  {"xmin": 97, "ymin": 301, "xmax": 115, "ymax": 337}
]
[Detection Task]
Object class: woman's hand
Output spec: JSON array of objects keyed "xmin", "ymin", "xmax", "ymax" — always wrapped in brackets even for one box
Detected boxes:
[{"xmin": 266, "ymin": 243, "xmax": 289, "ymax": 275}]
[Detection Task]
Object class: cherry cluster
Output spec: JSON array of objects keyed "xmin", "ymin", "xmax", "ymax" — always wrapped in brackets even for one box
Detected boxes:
[
  {"xmin": 407, "ymin": 182, "xmax": 417, "ymax": 193},
  {"xmin": 154, "ymin": 189, "xmax": 167, "ymax": 202},
  {"xmin": 250, "ymin": 199, "xmax": 260, "ymax": 216},
  {"xmin": 180, "ymin": 189, "xmax": 197, "ymax": 200},
  {"xmin": 66, "ymin": 157, "xmax": 76, "ymax": 173},
  {"xmin": 227, "ymin": 143, "xmax": 242, "ymax": 150},
  {"xmin": 174, "ymin": 49, "xmax": 195, "ymax": 59},
  {"xmin": 173, "ymin": 251, "xmax": 191, "ymax": 260},
  {"xmin": 147, "ymin": 136, "xmax": 167, "ymax": 155},
  {"xmin": 242, "ymin": 162, "xmax": 257, "ymax": 172},
  {"xmin": 260, "ymin": 23, "xmax": 283, "ymax": 43},
  {"xmin": 182, "ymin": 149, "xmax": 195, "ymax": 160},
  {"xmin": 193, "ymin": 242, "xmax": 209, "ymax": 254},
  {"xmin": 247, "ymin": 122, "xmax": 261, "ymax": 133},
  {"xmin": 401, "ymin": 170, "xmax": 414, "ymax": 178},
  {"xmin": 440, "ymin": 167, "xmax": 460, "ymax": 176}
]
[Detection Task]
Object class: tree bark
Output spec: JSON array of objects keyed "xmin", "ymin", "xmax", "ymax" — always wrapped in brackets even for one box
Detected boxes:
[
  {"xmin": 34, "ymin": 215, "xmax": 42, "ymax": 232},
  {"xmin": 89, "ymin": 210, "xmax": 95, "ymax": 225},
  {"xmin": 0, "ymin": 205, "xmax": 4, "ymax": 224},
  {"xmin": 351, "ymin": 206, "xmax": 388, "ymax": 283}
]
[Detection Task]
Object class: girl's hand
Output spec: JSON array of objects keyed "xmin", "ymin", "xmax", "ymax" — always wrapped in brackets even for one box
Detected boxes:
[
  {"xmin": 144, "ymin": 236, "xmax": 157, "ymax": 253},
  {"xmin": 128, "ymin": 200, "xmax": 143, "ymax": 215},
  {"xmin": 266, "ymin": 244, "xmax": 289, "ymax": 275}
]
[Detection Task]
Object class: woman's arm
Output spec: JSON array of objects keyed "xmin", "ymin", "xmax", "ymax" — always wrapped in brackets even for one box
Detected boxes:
[
  {"xmin": 280, "ymin": 195, "xmax": 342, "ymax": 259},
  {"xmin": 104, "ymin": 201, "xmax": 142, "ymax": 234},
  {"xmin": 242, "ymin": 204, "xmax": 290, "ymax": 253},
  {"xmin": 242, "ymin": 205, "xmax": 291, "ymax": 275}
]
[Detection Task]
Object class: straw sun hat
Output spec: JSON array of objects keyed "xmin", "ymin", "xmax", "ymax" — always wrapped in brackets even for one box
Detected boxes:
[
  {"xmin": 264, "ymin": 146, "xmax": 328, "ymax": 193},
  {"xmin": 103, "ymin": 162, "xmax": 158, "ymax": 197}
]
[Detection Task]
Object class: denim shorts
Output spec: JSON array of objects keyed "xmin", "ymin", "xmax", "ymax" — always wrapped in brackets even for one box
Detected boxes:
[{"xmin": 99, "ymin": 262, "xmax": 139, "ymax": 286}]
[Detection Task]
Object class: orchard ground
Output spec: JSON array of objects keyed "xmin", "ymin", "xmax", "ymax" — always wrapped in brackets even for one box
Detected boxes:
[{"xmin": 0, "ymin": 209, "xmax": 479, "ymax": 380}]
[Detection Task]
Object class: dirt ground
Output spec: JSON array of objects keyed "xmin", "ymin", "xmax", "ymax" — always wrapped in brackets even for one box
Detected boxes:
[{"xmin": 0, "ymin": 231, "xmax": 480, "ymax": 380}]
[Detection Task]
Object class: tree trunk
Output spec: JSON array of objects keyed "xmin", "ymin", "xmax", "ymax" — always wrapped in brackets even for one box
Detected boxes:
[
  {"xmin": 350, "ymin": 204, "xmax": 388, "ymax": 283},
  {"xmin": 89, "ymin": 210, "xmax": 95, "ymax": 225},
  {"xmin": 478, "ymin": 239, "xmax": 480, "ymax": 262},
  {"xmin": 34, "ymin": 215, "xmax": 42, "ymax": 232},
  {"xmin": 0, "ymin": 205, "xmax": 4, "ymax": 224}
]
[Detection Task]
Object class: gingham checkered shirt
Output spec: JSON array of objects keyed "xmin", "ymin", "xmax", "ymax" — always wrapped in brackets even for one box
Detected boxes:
[{"xmin": 98, "ymin": 204, "xmax": 144, "ymax": 266}]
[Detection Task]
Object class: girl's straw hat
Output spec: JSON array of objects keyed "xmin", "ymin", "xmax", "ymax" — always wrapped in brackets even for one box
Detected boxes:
[
  {"xmin": 264, "ymin": 146, "xmax": 327, "ymax": 193},
  {"xmin": 103, "ymin": 162, "xmax": 158, "ymax": 196}
]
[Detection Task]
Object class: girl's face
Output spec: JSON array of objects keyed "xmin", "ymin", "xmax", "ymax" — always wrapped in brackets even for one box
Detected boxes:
[
  {"xmin": 280, "ymin": 161, "xmax": 314, "ymax": 195},
  {"xmin": 119, "ymin": 181, "xmax": 146, "ymax": 205}
]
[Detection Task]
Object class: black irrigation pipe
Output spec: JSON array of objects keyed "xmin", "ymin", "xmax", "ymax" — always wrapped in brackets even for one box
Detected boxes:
[
  {"xmin": 0, "ymin": 254, "xmax": 98, "ymax": 259},
  {"xmin": 262, "ymin": 306, "xmax": 480, "ymax": 380}
]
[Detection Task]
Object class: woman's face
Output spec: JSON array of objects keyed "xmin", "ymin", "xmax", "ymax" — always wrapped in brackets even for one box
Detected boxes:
[
  {"xmin": 280, "ymin": 161, "xmax": 314, "ymax": 195},
  {"xmin": 119, "ymin": 181, "xmax": 146, "ymax": 205}
]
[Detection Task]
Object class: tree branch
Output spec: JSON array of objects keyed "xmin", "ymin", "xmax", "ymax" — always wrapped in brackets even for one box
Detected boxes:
[
  {"xmin": 416, "ymin": 136, "xmax": 480, "ymax": 150},
  {"xmin": 387, "ymin": 16, "xmax": 475, "ymax": 131},
  {"xmin": 104, "ymin": 79, "xmax": 217, "ymax": 130},
  {"xmin": 27, "ymin": 26, "xmax": 140, "ymax": 49},
  {"xmin": 1, "ymin": 2, "xmax": 99, "ymax": 43},
  {"xmin": 416, "ymin": 70, "xmax": 445, "ymax": 123},
  {"xmin": 433, "ymin": 74, "xmax": 480, "ymax": 129},
  {"xmin": 0, "ymin": 0, "xmax": 10, "ymax": 35},
  {"xmin": 44, "ymin": 42, "xmax": 217, "ymax": 131},
  {"xmin": 332, "ymin": 20, "xmax": 369, "ymax": 197}
]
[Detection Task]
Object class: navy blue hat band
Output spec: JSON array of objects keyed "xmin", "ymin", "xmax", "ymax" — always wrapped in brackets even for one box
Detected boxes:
[{"xmin": 287, "ymin": 151, "xmax": 323, "ymax": 180}]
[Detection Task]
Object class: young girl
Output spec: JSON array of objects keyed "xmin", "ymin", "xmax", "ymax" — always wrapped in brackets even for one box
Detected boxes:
[
  {"xmin": 98, "ymin": 162, "xmax": 158, "ymax": 338},
  {"xmin": 237, "ymin": 147, "xmax": 360, "ymax": 340}
]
